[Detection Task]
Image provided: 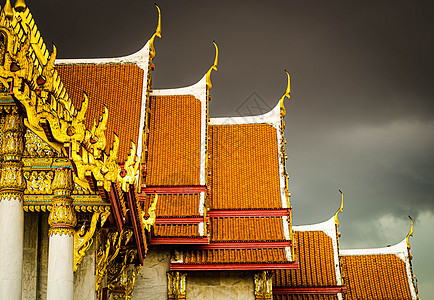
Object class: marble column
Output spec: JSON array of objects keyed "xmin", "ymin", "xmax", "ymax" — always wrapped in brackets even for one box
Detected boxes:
[
  {"xmin": 47, "ymin": 167, "xmax": 76, "ymax": 300},
  {"xmin": 0, "ymin": 109, "xmax": 25, "ymax": 300}
]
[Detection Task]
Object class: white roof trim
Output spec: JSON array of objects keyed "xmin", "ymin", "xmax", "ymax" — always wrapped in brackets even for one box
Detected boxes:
[
  {"xmin": 151, "ymin": 75, "xmax": 208, "ymax": 186},
  {"xmin": 55, "ymin": 40, "xmax": 151, "ymax": 70},
  {"xmin": 293, "ymin": 215, "xmax": 336, "ymax": 237},
  {"xmin": 209, "ymin": 100, "xmax": 281, "ymax": 128},
  {"xmin": 340, "ymin": 238, "xmax": 408, "ymax": 259}
]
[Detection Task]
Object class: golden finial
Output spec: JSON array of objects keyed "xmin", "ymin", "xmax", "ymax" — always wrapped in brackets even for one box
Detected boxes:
[
  {"xmin": 149, "ymin": 4, "xmax": 161, "ymax": 61},
  {"xmin": 14, "ymin": 0, "xmax": 26, "ymax": 12},
  {"xmin": 143, "ymin": 192, "xmax": 158, "ymax": 231},
  {"xmin": 206, "ymin": 41, "xmax": 218, "ymax": 90},
  {"xmin": 279, "ymin": 70, "xmax": 291, "ymax": 117},
  {"xmin": 334, "ymin": 189, "xmax": 344, "ymax": 233},
  {"xmin": 4, "ymin": 0, "xmax": 14, "ymax": 19},
  {"xmin": 406, "ymin": 215, "xmax": 414, "ymax": 250}
]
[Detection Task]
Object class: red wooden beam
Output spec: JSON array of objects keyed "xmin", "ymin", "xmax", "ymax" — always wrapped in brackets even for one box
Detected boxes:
[
  {"xmin": 108, "ymin": 182, "xmax": 124, "ymax": 232},
  {"xmin": 170, "ymin": 262, "xmax": 299, "ymax": 271},
  {"xmin": 126, "ymin": 185, "xmax": 145, "ymax": 265},
  {"xmin": 149, "ymin": 237, "xmax": 209, "ymax": 245},
  {"xmin": 273, "ymin": 286, "xmax": 347, "ymax": 295},
  {"xmin": 208, "ymin": 209, "xmax": 291, "ymax": 218},
  {"xmin": 141, "ymin": 186, "xmax": 206, "ymax": 194},
  {"xmin": 193, "ymin": 241, "xmax": 291, "ymax": 249},
  {"xmin": 155, "ymin": 217, "xmax": 205, "ymax": 225}
]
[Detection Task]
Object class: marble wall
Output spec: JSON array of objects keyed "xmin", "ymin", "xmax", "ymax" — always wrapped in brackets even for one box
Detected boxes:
[
  {"xmin": 132, "ymin": 247, "xmax": 171, "ymax": 300},
  {"xmin": 186, "ymin": 271, "xmax": 254, "ymax": 300},
  {"xmin": 74, "ymin": 242, "xmax": 96, "ymax": 300}
]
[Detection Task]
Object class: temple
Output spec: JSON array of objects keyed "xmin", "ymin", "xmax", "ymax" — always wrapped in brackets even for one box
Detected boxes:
[{"xmin": 0, "ymin": 1, "xmax": 419, "ymax": 299}]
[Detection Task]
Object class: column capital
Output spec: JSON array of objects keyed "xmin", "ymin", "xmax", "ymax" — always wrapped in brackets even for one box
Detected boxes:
[{"xmin": 48, "ymin": 168, "xmax": 76, "ymax": 236}]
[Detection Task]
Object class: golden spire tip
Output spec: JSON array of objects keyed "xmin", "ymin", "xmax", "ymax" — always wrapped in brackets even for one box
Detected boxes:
[
  {"xmin": 279, "ymin": 69, "xmax": 291, "ymax": 117},
  {"xmin": 334, "ymin": 189, "xmax": 344, "ymax": 231},
  {"xmin": 406, "ymin": 215, "xmax": 414, "ymax": 249},
  {"xmin": 149, "ymin": 4, "xmax": 162, "ymax": 60},
  {"xmin": 206, "ymin": 41, "xmax": 219, "ymax": 90}
]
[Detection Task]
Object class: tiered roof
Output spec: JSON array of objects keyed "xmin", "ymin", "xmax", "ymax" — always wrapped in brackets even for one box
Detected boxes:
[
  {"xmin": 5, "ymin": 1, "xmax": 420, "ymax": 298},
  {"xmin": 340, "ymin": 235, "xmax": 418, "ymax": 300},
  {"xmin": 57, "ymin": 64, "xmax": 144, "ymax": 162},
  {"xmin": 272, "ymin": 213, "xmax": 345, "ymax": 299}
]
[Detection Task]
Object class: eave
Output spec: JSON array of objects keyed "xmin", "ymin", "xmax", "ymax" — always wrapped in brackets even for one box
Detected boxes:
[
  {"xmin": 155, "ymin": 217, "xmax": 205, "ymax": 225},
  {"xmin": 170, "ymin": 262, "xmax": 299, "ymax": 271},
  {"xmin": 149, "ymin": 237, "xmax": 209, "ymax": 245},
  {"xmin": 141, "ymin": 186, "xmax": 206, "ymax": 194},
  {"xmin": 273, "ymin": 286, "xmax": 347, "ymax": 295},
  {"xmin": 208, "ymin": 208, "xmax": 291, "ymax": 218},
  {"xmin": 192, "ymin": 241, "xmax": 291, "ymax": 250}
]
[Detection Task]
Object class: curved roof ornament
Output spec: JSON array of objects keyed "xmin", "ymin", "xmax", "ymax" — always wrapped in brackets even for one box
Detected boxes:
[
  {"xmin": 206, "ymin": 41, "xmax": 218, "ymax": 90},
  {"xmin": 149, "ymin": 4, "xmax": 162, "ymax": 61},
  {"xmin": 279, "ymin": 70, "xmax": 291, "ymax": 117},
  {"xmin": 334, "ymin": 189, "xmax": 344, "ymax": 235},
  {"xmin": 406, "ymin": 215, "xmax": 414, "ymax": 250}
]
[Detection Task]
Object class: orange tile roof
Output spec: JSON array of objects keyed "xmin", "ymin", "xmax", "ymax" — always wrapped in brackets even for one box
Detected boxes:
[
  {"xmin": 181, "ymin": 248, "xmax": 287, "ymax": 264},
  {"xmin": 340, "ymin": 254, "xmax": 411, "ymax": 300},
  {"xmin": 273, "ymin": 231, "xmax": 337, "ymax": 288},
  {"xmin": 209, "ymin": 123, "xmax": 281, "ymax": 209},
  {"xmin": 274, "ymin": 295, "xmax": 338, "ymax": 300},
  {"xmin": 153, "ymin": 224, "xmax": 200, "ymax": 238},
  {"xmin": 145, "ymin": 95, "xmax": 201, "ymax": 186},
  {"xmin": 57, "ymin": 64, "xmax": 144, "ymax": 162},
  {"xmin": 210, "ymin": 217, "xmax": 286, "ymax": 242},
  {"xmin": 141, "ymin": 194, "xmax": 200, "ymax": 217}
]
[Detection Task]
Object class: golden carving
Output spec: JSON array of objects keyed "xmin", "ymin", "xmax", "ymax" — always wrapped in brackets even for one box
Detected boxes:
[
  {"xmin": 279, "ymin": 70, "xmax": 291, "ymax": 118},
  {"xmin": 48, "ymin": 168, "xmax": 76, "ymax": 236},
  {"xmin": 254, "ymin": 271, "xmax": 272, "ymax": 300},
  {"xmin": 149, "ymin": 4, "xmax": 161, "ymax": 61},
  {"xmin": 167, "ymin": 272, "xmax": 187, "ymax": 300},
  {"xmin": 334, "ymin": 189, "xmax": 344, "ymax": 237},
  {"xmin": 95, "ymin": 229, "xmax": 134, "ymax": 299},
  {"xmin": 23, "ymin": 170, "xmax": 53, "ymax": 194},
  {"xmin": 0, "ymin": 109, "xmax": 25, "ymax": 202},
  {"xmin": 24, "ymin": 129, "xmax": 59, "ymax": 157},
  {"xmin": 1, "ymin": 111, "xmax": 25, "ymax": 160},
  {"xmin": 14, "ymin": 0, "xmax": 26, "ymax": 12},
  {"xmin": 108, "ymin": 249, "xmax": 141, "ymax": 300},
  {"xmin": 4, "ymin": 0, "xmax": 13, "ymax": 20},
  {"xmin": 0, "ymin": 9, "xmax": 122, "ymax": 194},
  {"xmin": 206, "ymin": 41, "xmax": 218, "ymax": 90},
  {"xmin": 119, "ymin": 142, "xmax": 139, "ymax": 193},
  {"xmin": 142, "ymin": 192, "xmax": 158, "ymax": 231},
  {"xmin": 406, "ymin": 215, "xmax": 414, "ymax": 250},
  {"xmin": 74, "ymin": 210, "xmax": 110, "ymax": 272}
]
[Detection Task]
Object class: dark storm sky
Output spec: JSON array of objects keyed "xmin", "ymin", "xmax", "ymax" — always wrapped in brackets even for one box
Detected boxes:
[{"xmin": 30, "ymin": 0, "xmax": 433, "ymax": 297}]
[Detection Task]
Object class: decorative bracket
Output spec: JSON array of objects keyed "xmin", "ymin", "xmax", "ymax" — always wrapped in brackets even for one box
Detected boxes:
[
  {"xmin": 73, "ymin": 209, "xmax": 110, "ymax": 272},
  {"xmin": 254, "ymin": 271, "xmax": 272, "ymax": 300},
  {"xmin": 167, "ymin": 271, "xmax": 187, "ymax": 300},
  {"xmin": 142, "ymin": 192, "xmax": 158, "ymax": 231}
]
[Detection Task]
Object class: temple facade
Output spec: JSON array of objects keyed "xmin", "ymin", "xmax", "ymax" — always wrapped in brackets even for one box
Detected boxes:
[{"xmin": 0, "ymin": 1, "xmax": 419, "ymax": 299}]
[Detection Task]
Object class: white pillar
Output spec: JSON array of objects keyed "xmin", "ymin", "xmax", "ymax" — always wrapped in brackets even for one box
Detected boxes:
[
  {"xmin": 0, "ymin": 197, "xmax": 24, "ymax": 300},
  {"xmin": 0, "ymin": 109, "xmax": 25, "ymax": 300},
  {"xmin": 47, "ymin": 233, "xmax": 74, "ymax": 298},
  {"xmin": 46, "ymin": 167, "xmax": 76, "ymax": 300}
]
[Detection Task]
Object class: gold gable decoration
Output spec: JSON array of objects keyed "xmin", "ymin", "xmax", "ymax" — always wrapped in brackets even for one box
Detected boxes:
[{"xmin": 0, "ymin": 4, "xmax": 133, "ymax": 193}]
